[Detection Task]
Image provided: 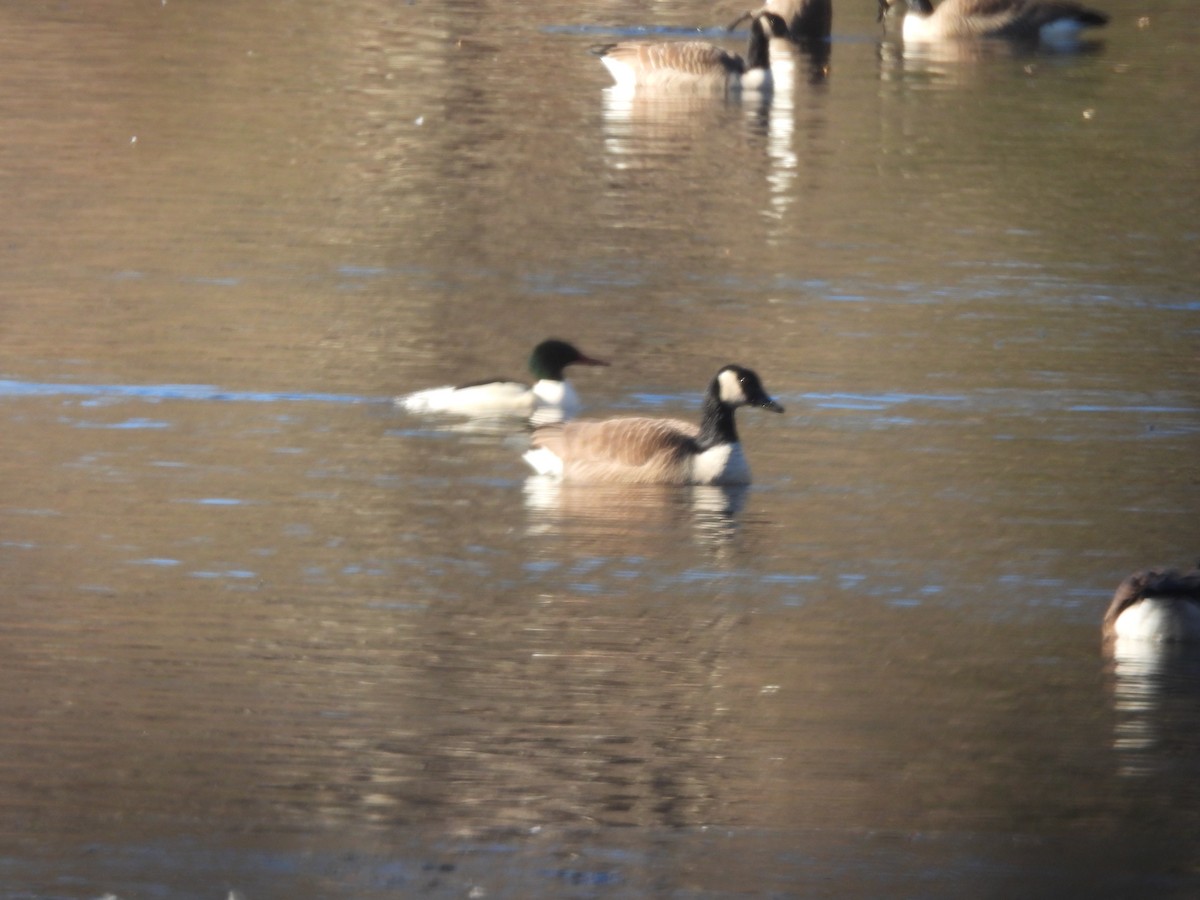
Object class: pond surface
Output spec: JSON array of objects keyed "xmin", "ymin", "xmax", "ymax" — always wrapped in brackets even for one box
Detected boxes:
[{"xmin": 1, "ymin": 0, "xmax": 1198, "ymax": 896}]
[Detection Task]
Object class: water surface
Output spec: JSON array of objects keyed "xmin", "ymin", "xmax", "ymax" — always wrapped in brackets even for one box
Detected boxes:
[{"xmin": 1, "ymin": 0, "xmax": 1198, "ymax": 896}]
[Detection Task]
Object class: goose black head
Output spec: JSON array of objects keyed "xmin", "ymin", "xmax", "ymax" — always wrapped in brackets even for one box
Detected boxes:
[{"xmin": 713, "ymin": 364, "xmax": 784, "ymax": 412}]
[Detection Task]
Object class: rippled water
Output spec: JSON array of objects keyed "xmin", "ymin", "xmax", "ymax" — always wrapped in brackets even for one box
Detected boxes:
[{"xmin": 1, "ymin": 0, "xmax": 1198, "ymax": 896}]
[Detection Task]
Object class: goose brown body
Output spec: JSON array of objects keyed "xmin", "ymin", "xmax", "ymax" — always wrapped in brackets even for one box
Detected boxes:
[
  {"xmin": 600, "ymin": 42, "xmax": 749, "ymax": 91},
  {"xmin": 596, "ymin": 11, "xmax": 791, "ymax": 93},
  {"xmin": 528, "ymin": 417, "xmax": 705, "ymax": 484}
]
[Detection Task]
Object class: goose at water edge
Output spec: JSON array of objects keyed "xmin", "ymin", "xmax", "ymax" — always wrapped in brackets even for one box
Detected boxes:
[
  {"xmin": 396, "ymin": 339, "xmax": 608, "ymax": 424},
  {"xmin": 1102, "ymin": 568, "xmax": 1200, "ymax": 643},
  {"xmin": 595, "ymin": 10, "xmax": 792, "ymax": 93},
  {"xmin": 522, "ymin": 364, "xmax": 784, "ymax": 485},
  {"xmin": 877, "ymin": 0, "xmax": 1109, "ymax": 44}
]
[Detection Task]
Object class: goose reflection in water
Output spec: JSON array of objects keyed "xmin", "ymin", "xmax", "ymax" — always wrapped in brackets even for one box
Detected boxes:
[
  {"xmin": 600, "ymin": 70, "xmax": 801, "ymax": 242},
  {"xmin": 523, "ymin": 479, "xmax": 749, "ymax": 551},
  {"xmin": 1105, "ymin": 637, "xmax": 1200, "ymax": 780},
  {"xmin": 600, "ymin": 76, "xmax": 775, "ymax": 148},
  {"xmin": 1102, "ymin": 568, "xmax": 1200, "ymax": 779}
]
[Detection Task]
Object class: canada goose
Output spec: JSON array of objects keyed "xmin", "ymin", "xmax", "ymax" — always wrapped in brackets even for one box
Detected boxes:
[
  {"xmin": 595, "ymin": 10, "xmax": 792, "ymax": 93},
  {"xmin": 396, "ymin": 339, "xmax": 608, "ymax": 424},
  {"xmin": 1102, "ymin": 568, "xmax": 1200, "ymax": 643},
  {"xmin": 757, "ymin": 0, "xmax": 832, "ymax": 42},
  {"xmin": 523, "ymin": 364, "xmax": 783, "ymax": 485},
  {"xmin": 877, "ymin": 0, "xmax": 1108, "ymax": 43}
]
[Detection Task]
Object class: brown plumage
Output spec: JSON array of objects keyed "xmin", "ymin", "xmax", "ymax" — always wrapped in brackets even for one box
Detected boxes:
[
  {"xmin": 603, "ymin": 41, "xmax": 744, "ymax": 82},
  {"xmin": 528, "ymin": 417, "xmax": 703, "ymax": 484},
  {"xmin": 1102, "ymin": 567, "xmax": 1200, "ymax": 642}
]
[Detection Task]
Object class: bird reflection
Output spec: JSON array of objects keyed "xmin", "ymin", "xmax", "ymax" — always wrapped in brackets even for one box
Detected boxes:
[
  {"xmin": 523, "ymin": 478, "xmax": 748, "ymax": 551},
  {"xmin": 768, "ymin": 35, "xmax": 831, "ymax": 87},
  {"xmin": 1105, "ymin": 638, "xmax": 1200, "ymax": 779},
  {"xmin": 877, "ymin": 29, "xmax": 1022, "ymax": 83},
  {"xmin": 877, "ymin": 22, "xmax": 1103, "ymax": 82},
  {"xmin": 600, "ymin": 77, "xmax": 798, "ymax": 239},
  {"xmin": 600, "ymin": 83, "xmax": 775, "ymax": 163}
]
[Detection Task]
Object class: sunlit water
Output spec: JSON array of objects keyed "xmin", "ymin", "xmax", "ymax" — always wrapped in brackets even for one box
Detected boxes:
[{"xmin": 1, "ymin": 0, "xmax": 1198, "ymax": 896}]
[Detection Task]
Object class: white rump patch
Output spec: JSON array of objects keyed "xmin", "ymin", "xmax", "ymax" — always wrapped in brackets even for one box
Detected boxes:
[
  {"xmin": 1113, "ymin": 598, "xmax": 1200, "ymax": 642},
  {"xmin": 737, "ymin": 68, "xmax": 772, "ymax": 92},
  {"xmin": 601, "ymin": 56, "xmax": 638, "ymax": 92},
  {"xmin": 902, "ymin": 13, "xmax": 941, "ymax": 41},
  {"xmin": 523, "ymin": 446, "xmax": 564, "ymax": 478}
]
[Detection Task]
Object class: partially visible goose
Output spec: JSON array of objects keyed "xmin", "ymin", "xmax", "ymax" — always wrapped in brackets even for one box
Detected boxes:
[
  {"xmin": 595, "ymin": 10, "xmax": 792, "ymax": 93},
  {"xmin": 878, "ymin": 0, "xmax": 1108, "ymax": 43},
  {"xmin": 1102, "ymin": 568, "xmax": 1200, "ymax": 643},
  {"xmin": 397, "ymin": 339, "xmax": 608, "ymax": 424},
  {"xmin": 758, "ymin": 0, "xmax": 832, "ymax": 42},
  {"xmin": 523, "ymin": 364, "xmax": 783, "ymax": 485}
]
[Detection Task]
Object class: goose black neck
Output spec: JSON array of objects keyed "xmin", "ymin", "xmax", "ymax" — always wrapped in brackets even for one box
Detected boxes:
[
  {"xmin": 745, "ymin": 17, "xmax": 772, "ymax": 71},
  {"xmin": 696, "ymin": 392, "xmax": 739, "ymax": 450}
]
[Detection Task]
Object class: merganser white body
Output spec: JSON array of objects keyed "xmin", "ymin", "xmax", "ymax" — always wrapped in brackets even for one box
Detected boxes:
[{"xmin": 397, "ymin": 339, "xmax": 608, "ymax": 425}]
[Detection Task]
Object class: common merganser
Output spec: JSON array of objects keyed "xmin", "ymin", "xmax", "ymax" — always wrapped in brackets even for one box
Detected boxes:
[{"xmin": 397, "ymin": 339, "xmax": 608, "ymax": 425}]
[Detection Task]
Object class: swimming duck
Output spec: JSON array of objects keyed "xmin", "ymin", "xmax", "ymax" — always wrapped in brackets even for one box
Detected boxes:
[
  {"xmin": 878, "ymin": 0, "xmax": 1108, "ymax": 43},
  {"xmin": 523, "ymin": 364, "xmax": 783, "ymax": 485},
  {"xmin": 595, "ymin": 10, "xmax": 792, "ymax": 93},
  {"xmin": 397, "ymin": 339, "xmax": 608, "ymax": 424},
  {"xmin": 1102, "ymin": 568, "xmax": 1200, "ymax": 643}
]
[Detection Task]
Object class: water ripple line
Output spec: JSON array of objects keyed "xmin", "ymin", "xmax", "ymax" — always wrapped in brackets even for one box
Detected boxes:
[{"xmin": 0, "ymin": 379, "xmax": 382, "ymax": 405}]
